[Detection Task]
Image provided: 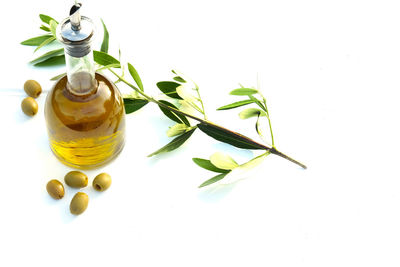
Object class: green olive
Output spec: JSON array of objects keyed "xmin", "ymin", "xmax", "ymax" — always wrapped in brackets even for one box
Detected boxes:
[
  {"xmin": 24, "ymin": 80, "xmax": 42, "ymax": 98},
  {"xmin": 21, "ymin": 97, "xmax": 38, "ymax": 116},
  {"xmin": 46, "ymin": 179, "xmax": 65, "ymax": 200},
  {"xmin": 93, "ymin": 173, "xmax": 112, "ymax": 192},
  {"xmin": 70, "ymin": 192, "xmax": 89, "ymax": 215},
  {"xmin": 64, "ymin": 171, "xmax": 88, "ymax": 188}
]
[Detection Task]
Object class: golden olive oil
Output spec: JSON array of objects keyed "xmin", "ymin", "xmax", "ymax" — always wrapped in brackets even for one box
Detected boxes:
[{"xmin": 45, "ymin": 73, "xmax": 125, "ymax": 169}]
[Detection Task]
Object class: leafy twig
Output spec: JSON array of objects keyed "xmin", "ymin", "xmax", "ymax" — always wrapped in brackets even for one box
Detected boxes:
[
  {"xmin": 107, "ymin": 66, "xmax": 306, "ymax": 170},
  {"xmin": 21, "ymin": 13, "xmax": 307, "ymax": 188}
]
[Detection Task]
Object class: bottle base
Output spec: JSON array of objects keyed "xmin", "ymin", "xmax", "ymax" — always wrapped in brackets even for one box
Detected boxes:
[{"xmin": 49, "ymin": 137, "xmax": 125, "ymax": 170}]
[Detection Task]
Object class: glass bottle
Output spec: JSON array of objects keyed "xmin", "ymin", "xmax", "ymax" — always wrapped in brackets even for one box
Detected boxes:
[{"xmin": 44, "ymin": 3, "xmax": 125, "ymax": 169}]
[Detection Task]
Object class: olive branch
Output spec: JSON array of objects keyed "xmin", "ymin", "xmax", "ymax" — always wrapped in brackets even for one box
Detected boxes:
[{"xmin": 22, "ymin": 14, "xmax": 306, "ymax": 188}]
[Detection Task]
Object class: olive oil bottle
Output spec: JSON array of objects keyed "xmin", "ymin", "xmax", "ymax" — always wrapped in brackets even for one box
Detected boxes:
[{"xmin": 45, "ymin": 3, "xmax": 125, "ymax": 169}]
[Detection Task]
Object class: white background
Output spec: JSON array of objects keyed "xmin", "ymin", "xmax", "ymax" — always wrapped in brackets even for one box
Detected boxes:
[{"xmin": 1, "ymin": 0, "xmax": 399, "ymax": 266}]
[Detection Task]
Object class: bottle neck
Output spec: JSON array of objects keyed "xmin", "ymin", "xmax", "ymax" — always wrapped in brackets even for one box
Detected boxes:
[{"xmin": 65, "ymin": 49, "xmax": 97, "ymax": 95}]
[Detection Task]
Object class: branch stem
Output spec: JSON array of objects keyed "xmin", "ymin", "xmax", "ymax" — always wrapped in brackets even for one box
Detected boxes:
[
  {"xmin": 270, "ymin": 148, "xmax": 307, "ymax": 169},
  {"xmin": 258, "ymin": 91, "xmax": 275, "ymax": 148},
  {"xmin": 109, "ymin": 68, "xmax": 306, "ymax": 169}
]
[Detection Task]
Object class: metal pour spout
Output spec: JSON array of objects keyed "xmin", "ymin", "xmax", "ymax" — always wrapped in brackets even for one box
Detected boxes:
[
  {"xmin": 70, "ymin": 3, "xmax": 82, "ymax": 31},
  {"xmin": 57, "ymin": 2, "xmax": 94, "ymax": 57}
]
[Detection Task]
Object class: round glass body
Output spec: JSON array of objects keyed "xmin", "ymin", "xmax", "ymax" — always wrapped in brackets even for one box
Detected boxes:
[{"xmin": 45, "ymin": 72, "xmax": 125, "ymax": 169}]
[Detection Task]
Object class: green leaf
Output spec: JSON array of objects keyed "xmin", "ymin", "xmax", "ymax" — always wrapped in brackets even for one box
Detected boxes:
[
  {"xmin": 49, "ymin": 20, "xmax": 58, "ymax": 36},
  {"xmin": 123, "ymin": 98, "xmax": 149, "ymax": 114},
  {"xmin": 100, "ymin": 19, "xmax": 109, "ymax": 53},
  {"xmin": 192, "ymin": 158, "xmax": 230, "ymax": 173},
  {"xmin": 248, "ymin": 95, "xmax": 267, "ymax": 112},
  {"xmin": 21, "ymin": 35, "xmax": 52, "ymax": 46},
  {"xmin": 210, "ymin": 152, "xmax": 238, "ymax": 170},
  {"xmin": 158, "ymin": 100, "xmax": 190, "ymax": 126},
  {"xmin": 166, "ymin": 124, "xmax": 190, "ymax": 137},
  {"xmin": 217, "ymin": 99, "xmax": 255, "ymax": 110},
  {"xmin": 173, "ymin": 76, "xmax": 186, "ymax": 83},
  {"xmin": 39, "ymin": 14, "xmax": 58, "ymax": 24},
  {"xmin": 156, "ymin": 81, "xmax": 183, "ymax": 99},
  {"xmin": 176, "ymin": 84, "xmax": 199, "ymax": 104},
  {"xmin": 255, "ymin": 112, "xmax": 262, "ymax": 137},
  {"xmin": 40, "ymin": 25, "xmax": 50, "ymax": 32},
  {"xmin": 34, "ymin": 36, "xmax": 56, "ymax": 52},
  {"xmin": 230, "ymin": 88, "xmax": 258, "ymax": 96},
  {"xmin": 30, "ymin": 48, "xmax": 64, "ymax": 64},
  {"xmin": 239, "ymin": 108, "xmax": 266, "ymax": 119},
  {"xmin": 237, "ymin": 152, "xmax": 270, "ymax": 171},
  {"xmin": 123, "ymin": 91, "xmax": 140, "ymax": 99},
  {"xmin": 199, "ymin": 173, "xmax": 228, "ymax": 188},
  {"xmin": 197, "ymin": 123, "xmax": 266, "ymax": 150},
  {"xmin": 34, "ymin": 55, "xmax": 65, "ymax": 67},
  {"xmin": 148, "ymin": 128, "xmax": 196, "ymax": 157},
  {"xmin": 96, "ymin": 63, "xmax": 121, "ymax": 71},
  {"xmin": 93, "ymin": 50, "xmax": 120, "ymax": 67},
  {"xmin": 128, "ymin": 63, "xmax": 144, "ymax": 91},
  {"xmin": 50, "ymin": 73, "xmax": 66, "ymax": 81}
]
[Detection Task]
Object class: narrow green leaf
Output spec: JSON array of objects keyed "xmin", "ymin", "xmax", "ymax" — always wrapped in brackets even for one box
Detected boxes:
[
  {"xmin": 158, "ymin": 100, "xmax": 182, "ymax": 124},
  {"xmin": 192, "ymin": 158, "xmax": 230, "ymax": 173},
  {"xmin": 166, "ymin": 124, "xmax": 190, "ymax": 137},
  {"xmin": 123, "ymin": 98, "xmax": 149, "ymax": 114},
  {"xmin": 148, "ymin": 128, "xmax": 196, "ymax": 157},
  {"xmin": 173, "ymin": 76, "xmax": 186, "ymax": 83},
  {"xmin": 30, "ymin": 48, "xmax": 64, "ymax": 64},
  {"xmin": 158, "ymin": 100, "xmax": 190, "ymax": 126},
  {"xmin": 156, "ymin": 81, "xmax": 183, "ymax": 99},
  {"xmin": 176, "ymin": 85, "xmax": 199, "ymax": 104},
  {"xmin": 39, "ymin": 14, "xmax": 58, "ymax": 24},
  {"xmin": 199, "ymin": 173, "xmax": 228, "ymax": 188},
  {"xmin": 34, "ymin": 55, "xmax": 65, "ymax": 67},
  {"xmin": 217, "ymin": 99, "xmax": 255, "ymax": 110},
  {"xmin": 50, "ymin": 73, "xmax": 66, "ymax": 81},
  {"xmin": 237, "ymin": 152, "xmax": 270, "ymax": 171},
  {"xmin": 248, "ymin": 95, "xmax": 267, "ymax": 112},
  {"xmin": 49, "ymin": 20, "xmax": 58, "ymax": 36},
  {"xmin": 21, "ymin": 35, "xmax": 52, "ymax": 46},
  {"xmin": 93, "ymin": 50, "xmax": 120, "ymax": 67},
  {"xmin": 40, "ymin": 25, "xmax": 50, "ymax": 32},
  {"xmin": 230, "ymin": 88, "xmax": 258, "ymax": 96},
  {"xmin": 34, "ymin": 36, "xmax": 56, "ymax": 52},
  {"xmin": 239, "ymin": 108, "xmax": 266, "ymax": 119},
  {"xmin": 128, "ymin": 63, "xmax": 144, "ymax": 91},
  {"xmin": 100, "ymin": 19, "xmax": 109, "ymax": 53},
  {"xmin": 96, "ymin": 63, "xmax": 121, "ymax": 71},
  {"xmin": 255, "ymin": 113, "xmax": 262, "ymax": 137},
  {"xmin": 123, "ymin": 91, "xmax": 140, "ymax": 99},
  {"xmin": 197, "ymin": 123, "xmax": 265, "ymax": 150},
  {"xmin": 210, "ymin": 152, "xmax": 238, "ymax": 170}
]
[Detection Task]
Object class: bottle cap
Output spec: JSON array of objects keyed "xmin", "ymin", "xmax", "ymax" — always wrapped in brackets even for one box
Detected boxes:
[{"xmin": 57, "ymin": 3, "xmax": 94, "ymax": 58}]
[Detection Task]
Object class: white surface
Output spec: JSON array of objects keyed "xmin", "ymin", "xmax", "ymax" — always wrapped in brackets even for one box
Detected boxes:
[{"xmin": 1, "ymin": 0, "xmax": 400, "ymax": 266}]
